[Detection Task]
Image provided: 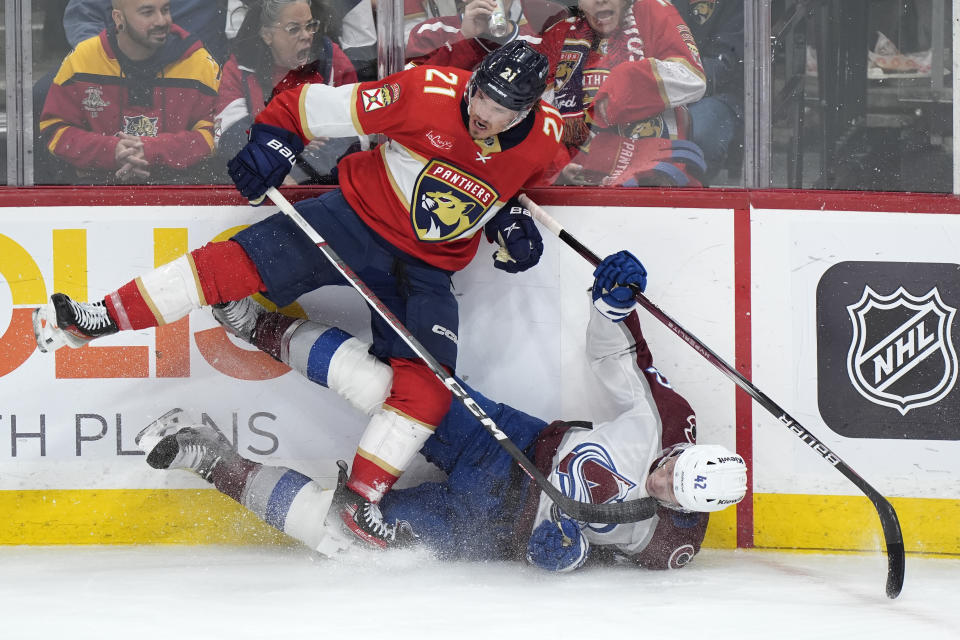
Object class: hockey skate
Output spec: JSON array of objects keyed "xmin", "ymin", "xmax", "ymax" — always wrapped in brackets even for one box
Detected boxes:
[
  {"xmin": 332, "ymin": 460, "xmax": 417, "ymax": 550},
  {"xmin": 33, "ymin": 293, "xmax": 119, "ymax": 353},
  {"xmin": 211, "ymin": 297, "xmax": 265, "ymax": 343},
  {"xmin": 135, "ymin": 408, "xmax": 233, "ymax": 481}
]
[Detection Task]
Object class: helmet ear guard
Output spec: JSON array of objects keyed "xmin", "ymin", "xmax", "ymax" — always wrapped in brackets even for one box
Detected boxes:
[{"xmin": 666, "ymin": 443, "xmax": 747, "ymax": 513}]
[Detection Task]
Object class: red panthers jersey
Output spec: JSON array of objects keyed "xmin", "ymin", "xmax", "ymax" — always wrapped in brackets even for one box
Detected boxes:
[{"xmin": 255, "ymin": 65, "xmax": 564, "ymax": 271}]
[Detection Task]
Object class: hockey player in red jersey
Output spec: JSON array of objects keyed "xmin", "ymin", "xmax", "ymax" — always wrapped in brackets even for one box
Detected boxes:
[
  {"xmin": 134, "ymin": 251, "xmax": 748, "ymax": 570},
  {"xmin": 32, "ymin": 40, "xmax": 564, "ymax": 551}
]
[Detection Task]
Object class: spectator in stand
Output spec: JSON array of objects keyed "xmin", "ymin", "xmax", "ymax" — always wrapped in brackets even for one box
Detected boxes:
[
  {"xmin": 334, "ymin": 0, "xmax": 378, "ymax": 80},
  {"xmin": 670, "ymin": 0, "xmax": 743, "ymax": 184},
  {"xmin": 215, "ymin": 0, "xmax": 361, "ymax": 184},
  {"xmin": 63, "ymin": 0, "xmax": 230, "ymax": 63},
  {"xmin": 545, "ymin": 0, "xmax": 708, "ymax": 187},
  {"xmin": 405, "ymin": 0, "xmax": 568, "ymax": 62},
  {"xmin": 412, "ymin": 0, "xmax": 708, "ymax": 187},
  {"xmin": 39, "ymin": 0, "xmax": 221, "ymax": 185},
  {"xmin": 227, "ymin": 0, "xmax": 379, "ymax": 81}
]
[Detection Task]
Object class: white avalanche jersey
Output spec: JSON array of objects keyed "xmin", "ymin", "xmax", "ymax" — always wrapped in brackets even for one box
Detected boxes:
[{"xmin": 529, "ymin": 305, "xmax": 702, "ymax": 560}]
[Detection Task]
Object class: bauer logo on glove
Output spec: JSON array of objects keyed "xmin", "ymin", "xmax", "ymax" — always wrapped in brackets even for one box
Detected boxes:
[
  {"xmin": 592, "ymin": 250, "xmax": 647, "ymax": 321},
  {"xmin": 484, "ymin": 199, "xmax": 543, "ymax": 273},
  {"xmin": 227, "ymin": 123, "xmax": 305, "ymax": 203}
]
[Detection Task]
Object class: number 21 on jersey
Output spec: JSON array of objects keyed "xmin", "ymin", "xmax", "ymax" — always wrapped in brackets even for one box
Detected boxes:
[
  {"xmin": 422, "ymin": 69, "xmax": 459, "ymax": 98},
  {"xmin": 421, "ymin": 68, "xmax": 562, "ymax": 143}
]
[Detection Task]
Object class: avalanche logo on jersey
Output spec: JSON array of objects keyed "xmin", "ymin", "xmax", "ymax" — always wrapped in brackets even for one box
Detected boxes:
[
  {"xmin": 556, "ymin": 443, "xmax": 636, "ymax": 533},
  {"xmin": 412, "ymin": 160, "xmax": 497, "ymax": 241},
  {"xmin": 123, "ymin": 115, "xmax": 159, "ymax": 137}
]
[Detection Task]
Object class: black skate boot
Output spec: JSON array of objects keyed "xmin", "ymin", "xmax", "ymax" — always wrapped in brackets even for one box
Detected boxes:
[
  {"xmin": 135, "ymin": 408, "xmax": 233, "ymax": 481},
  {"xmin": 33, "ymin": 293, "xmax": 119, "ymax": 352},
  {"xmin": 332, "ymin": 460, "xmax": 417, "ymax": 550}
]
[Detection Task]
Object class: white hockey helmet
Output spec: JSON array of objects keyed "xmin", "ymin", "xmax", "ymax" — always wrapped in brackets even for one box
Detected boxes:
[{"xmin": 670, "ymin": 443, "xmax": 747, "ymax": 513}]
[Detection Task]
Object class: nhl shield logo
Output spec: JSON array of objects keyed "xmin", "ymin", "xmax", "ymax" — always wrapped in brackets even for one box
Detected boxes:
[{"xmin": 846, "ymin": 285, "xmax": 958, "ymax": 415}]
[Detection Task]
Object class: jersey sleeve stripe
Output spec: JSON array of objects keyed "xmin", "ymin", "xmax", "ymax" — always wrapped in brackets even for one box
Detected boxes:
[
  {"xmin": 193, "ymin": 122, "xmax": 215, "ymax": 150},
  {"xmin": 46, "ymin": 125, "xmax": 68, "ymax": 153},
  {"xmin": 348, "ymin": 84, "xmax": 365, "ymax": 135},
  {"xmin": 188, "ymin": 254, "xmax": 208, "ymax": 307},
  {"xmin": 215, "ymin": 97, "xmax": 250, "ymax": 139},
  {"xmin": 378, "ymin": 144, "xmax": 415, "ymax": 210},
  {"xmin": 653, "ymin": 58, "xmax": 707, "ymax": 107},
  {"xmin": 299, "ymin": 83, "xmax": 364, "ymax": 139},
  {"xmin": 298, "ymin": 86, "xmax": 312, "ymax": 137}
]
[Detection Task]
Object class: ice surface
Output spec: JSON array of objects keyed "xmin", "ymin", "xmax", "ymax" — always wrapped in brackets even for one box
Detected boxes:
[{"xmin": 2, "ymin": 545, "xmax": 957, "ymax": 639}]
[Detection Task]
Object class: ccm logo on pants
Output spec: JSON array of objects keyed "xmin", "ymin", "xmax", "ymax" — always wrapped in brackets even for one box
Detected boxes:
[{"xmin": 432, "ymin": 324, "xmax": 458, "ymax": 344}]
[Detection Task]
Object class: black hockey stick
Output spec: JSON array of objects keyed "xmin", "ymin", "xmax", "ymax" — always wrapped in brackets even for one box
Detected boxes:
[
  {"xmin": 520, "ymin": 194, "xmax": 905, "ymax": 599},
  {"xmin": 264, "ymin": 187, "xmax": 657, "ymax": 524}
]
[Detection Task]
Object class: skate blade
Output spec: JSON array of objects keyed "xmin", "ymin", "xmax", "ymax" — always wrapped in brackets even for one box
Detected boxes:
[
  {"xmin": 134, "ymin": 408, "xmax": 187, "ymax": 453},
  {"xmin": 317, "ymin": 509, "xmax": 355, "ymax": 557},
  {"xmin": 32, "ymin": 305, "xmax": 67, "ymax": 353}
]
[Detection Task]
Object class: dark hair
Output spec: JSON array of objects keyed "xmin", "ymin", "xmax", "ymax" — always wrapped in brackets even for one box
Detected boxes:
[{"xmin": 231, "ymin": 0, "xmax": 339, "ymax": 97}]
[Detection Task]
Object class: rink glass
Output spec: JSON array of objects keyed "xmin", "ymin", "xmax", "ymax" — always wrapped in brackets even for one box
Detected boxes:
[{"xmin": 8, "ymin": 0, "xmax": 955, "ymax": 192}]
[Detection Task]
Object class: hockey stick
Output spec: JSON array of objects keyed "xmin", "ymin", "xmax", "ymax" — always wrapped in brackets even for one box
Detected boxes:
[
  {"xmin": 263, "ymin": 187, "xmax": 657, "ymax": 524},
  {"xmin": 519, "ymin": 194, "xmax": 905, "ymax": 599}
]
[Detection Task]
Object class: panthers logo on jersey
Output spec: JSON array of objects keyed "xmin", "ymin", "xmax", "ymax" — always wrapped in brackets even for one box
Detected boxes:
[
  {"xmin": 691, "ymin": 0, "xmax": 716, "ymax": 24},
  {"xmin": 619, "ymin": 114, "xmax": 665, "ymax": 140},
  {"xmin": 122, "ymin": 115, "xmax": 159, "ymax": 137},
  {"xmin": 412, "ymin": 160, "xmax": 497, "ymax": 242},
  {"xmin": 554, "ymin": 50, "xmax": 584, "ymax": 93},
  {"xmin": 81, "ymin": 86, "xmax": 109, "ymax": 117}
]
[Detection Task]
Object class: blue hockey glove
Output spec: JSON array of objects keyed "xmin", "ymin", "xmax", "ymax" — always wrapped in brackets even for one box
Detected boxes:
[
  {"xmin": 526, "ymin": 517, "xmax": 589, "ymax": 572},
  {"xmin": 592, "ymin": 250, "xmax": 647, "ymax": 322},
  {"xmin": 484, "ymin": 202, "xmax": 543, "ymax": 273},
  {"xmin": 227, "ymin": 123, "xmax": 305, "ymax": 203}
]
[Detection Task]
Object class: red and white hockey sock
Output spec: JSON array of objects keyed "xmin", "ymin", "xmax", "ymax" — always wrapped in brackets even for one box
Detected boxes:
[
  {"xmin": 344, "ymin": 358, "xmax": 451, "ymax": 502},
  {"xmin": 346, "ymin": 407, "xmax": 436, "ymax": 502},
  {"xmin": 105, "ymin": 240, "xmax": 264, "ymax": 330}
]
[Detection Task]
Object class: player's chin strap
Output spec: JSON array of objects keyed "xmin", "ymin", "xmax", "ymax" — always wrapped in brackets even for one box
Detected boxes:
[
  {"xmin": 518, "ymin": 194, "xmax": 906, "ymax": 600},
  {"xmin": 262, "ymin": 186, "xmax": 657, "ymax": 525}
]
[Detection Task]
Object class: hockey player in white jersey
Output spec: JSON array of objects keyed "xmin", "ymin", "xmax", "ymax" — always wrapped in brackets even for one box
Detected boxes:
[{"xmin": 136, "ymin": 251, "xmax": 747, "ymax": 570}]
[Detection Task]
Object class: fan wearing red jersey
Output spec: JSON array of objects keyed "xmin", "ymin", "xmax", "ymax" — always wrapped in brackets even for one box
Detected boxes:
[{"xmin": 32, "ymin": 41, "xmax": 563, "ymax": 551}]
